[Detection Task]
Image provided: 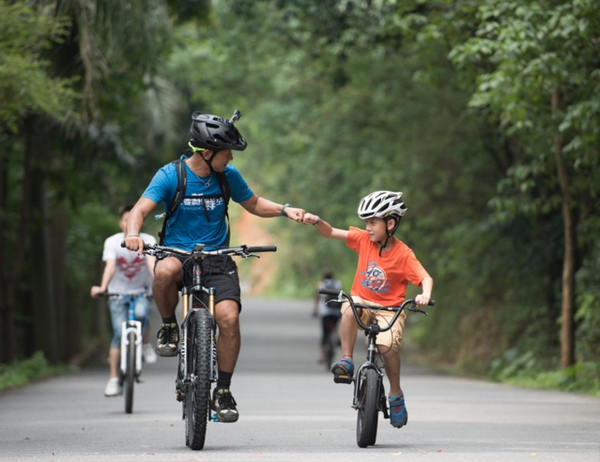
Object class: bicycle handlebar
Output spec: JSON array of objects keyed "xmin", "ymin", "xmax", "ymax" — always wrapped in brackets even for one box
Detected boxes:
[
  {"xmin": 319, "ymin": 288, "xmax": 435, "ymax": 306},
  {"xmin": 121, "ymin": 241, "xmax": 277, "ymax": 259},
  {"xmin": 98, "ymin": 292, "xmax": 152, "ymax": 299},
  {"xmin": 318, "ymin": 288, "xmax": 435, "ymax": 333}
]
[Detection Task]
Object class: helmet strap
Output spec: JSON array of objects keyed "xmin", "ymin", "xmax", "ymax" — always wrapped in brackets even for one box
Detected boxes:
[
  {"xmin": 201, "ymin": 149, "xmax": 220, "ymax": 173},
  {"xmin": 378, "ymin": 216, "xmax": 399, "ymax": 256},
  {"xmin": 378, "ymin": 235, "xmax": 390, "ymax": 257}
]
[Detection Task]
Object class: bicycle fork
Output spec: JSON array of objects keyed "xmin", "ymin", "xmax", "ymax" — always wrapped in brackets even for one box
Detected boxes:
[
  {"xmin": 352, "ymin": 332, "xmax": 388, "ymax": 418},
  {"xmin": 120, "ymin": 320, "xmax": 143, "ymax": 376}
]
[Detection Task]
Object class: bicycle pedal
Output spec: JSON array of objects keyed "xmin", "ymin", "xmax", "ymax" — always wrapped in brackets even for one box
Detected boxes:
[{"xmin": 333, "ymin": 375, "xmax": 353, "ymax": 384}]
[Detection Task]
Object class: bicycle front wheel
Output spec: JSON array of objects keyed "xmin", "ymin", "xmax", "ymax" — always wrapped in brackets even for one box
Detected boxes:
[
  {"xmin": 124, "ymin": 331, "xmax": 136, "ymax": 414},
  {"xmin": 356, "ymin": 368, "xmax": 379, "ymax": 448},
  {"xmin": 185, "ymin": 308, "xmax": 212, "ymax": 450}
]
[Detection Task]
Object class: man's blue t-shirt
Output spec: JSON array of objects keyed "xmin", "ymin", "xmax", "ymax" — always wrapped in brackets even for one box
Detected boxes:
[{"xmin": 143, "ymin": 161, "xmax": 253, "ymax": 250}]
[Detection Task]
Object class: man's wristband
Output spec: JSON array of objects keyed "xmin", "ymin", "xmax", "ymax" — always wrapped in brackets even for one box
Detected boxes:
[{"xmin": 280, "ymin": 203, "xmax": 291, "ymax": 217}]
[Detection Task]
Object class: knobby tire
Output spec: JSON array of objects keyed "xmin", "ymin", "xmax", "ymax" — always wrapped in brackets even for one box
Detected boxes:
[
  {"xmin": 356, "ymin": 368, "xmax": 379, "ymax": 447},
  {"xmin": 124, "ymin": 330, "xmax": 136, "ymax": 414},
  {"xmin": 185, "ymin": 308, "xmax": 212, "ymax": 450}
]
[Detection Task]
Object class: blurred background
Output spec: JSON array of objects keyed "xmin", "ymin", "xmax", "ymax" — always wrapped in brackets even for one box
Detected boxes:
[{"xmin": 0, "ymin": 0, "xmax": 598, "ymax": 393}]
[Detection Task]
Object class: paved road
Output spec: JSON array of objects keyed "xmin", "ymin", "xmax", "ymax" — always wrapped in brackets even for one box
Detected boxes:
[{"xmin": 1, "ymin": 297, "xmax": 599, "ymax": 462}]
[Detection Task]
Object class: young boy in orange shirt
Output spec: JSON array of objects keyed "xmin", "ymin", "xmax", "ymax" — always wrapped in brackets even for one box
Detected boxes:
[{"xmin": 303, "ymin": 191, "xmax": 433, "ymax": 428}]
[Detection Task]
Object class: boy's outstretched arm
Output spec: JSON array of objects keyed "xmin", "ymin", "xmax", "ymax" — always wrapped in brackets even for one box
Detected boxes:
[
  {"xmin": 304, "ymin": 213, "xmax": 348, "ymax": 242},
  {"xmin": 415, "ymin": 276, "xmax": 433, "ymax": 306}
]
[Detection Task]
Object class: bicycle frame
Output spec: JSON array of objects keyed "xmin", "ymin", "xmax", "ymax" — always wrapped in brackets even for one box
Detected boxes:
[{"xmin": 352, "ymin": 324, "xmax": 386, "ymax": 414}]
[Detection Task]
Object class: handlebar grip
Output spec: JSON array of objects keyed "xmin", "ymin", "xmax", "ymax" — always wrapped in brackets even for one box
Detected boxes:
[
  {"xmin": 319, "ymin": 289, "xmax": 340, "ymax": 296},
  {"xmin": 246, "ymin": 245, "xmax": 277, "ymax": 253},
  {"xmin": 429, "ymin": 299, "xmax": 436, "ymax": 306},
  {"xmin": 120, "ymin": 241, "xmax": 154, "ymax": 251}
]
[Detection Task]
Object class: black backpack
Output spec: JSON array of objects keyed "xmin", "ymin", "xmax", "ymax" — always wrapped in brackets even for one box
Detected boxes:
[
  {"xmin": 322, "ymin": 278, "xmax": 342, "ymax": 310},
  {"xmin": 158, "ymin": 156, "xmax": 231, "ymax": 246}
]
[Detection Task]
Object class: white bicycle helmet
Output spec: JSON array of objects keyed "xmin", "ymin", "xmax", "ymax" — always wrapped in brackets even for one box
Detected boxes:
[{"xmin": 357, "ymin": 191, "xmax": 407, "ymax": 220}]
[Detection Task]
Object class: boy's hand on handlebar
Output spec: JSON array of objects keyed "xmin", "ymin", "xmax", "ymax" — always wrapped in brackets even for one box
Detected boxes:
[{"xmin": 415, "ymin": 293, "xmax": 432, "ymax": 306}]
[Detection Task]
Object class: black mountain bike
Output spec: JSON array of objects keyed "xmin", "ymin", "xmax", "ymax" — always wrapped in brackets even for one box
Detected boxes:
[
  {"xmin": 141, "ymin": 242, "xmax": 276, "ymax": 450},
  {"xmin": 319, "ymin": 288, "xmax": 434, "ymax": 448}
]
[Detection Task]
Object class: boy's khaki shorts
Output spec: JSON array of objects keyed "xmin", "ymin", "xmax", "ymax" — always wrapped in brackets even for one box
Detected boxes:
[{"xmin": 341, "ymin": 296, "xmax": 406, "ymax": 353}]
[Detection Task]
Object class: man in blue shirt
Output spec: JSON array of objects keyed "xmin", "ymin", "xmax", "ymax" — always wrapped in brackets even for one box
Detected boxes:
[{"xmin": 124, "ymin": 111, "xmax": 305, "ymax": 422}]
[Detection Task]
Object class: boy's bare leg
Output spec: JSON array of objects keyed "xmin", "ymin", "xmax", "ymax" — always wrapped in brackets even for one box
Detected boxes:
[
  {"xmin": 380, "ymin": 348, "xmax": 402, "ymax": 396},
  {"xmin": 339, "ymin": 308, "xmax": 359, "ymax": 358}
]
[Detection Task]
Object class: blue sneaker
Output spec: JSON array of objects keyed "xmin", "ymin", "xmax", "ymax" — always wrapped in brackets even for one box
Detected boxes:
[
  {"xmin": 331, "ymin": 357, "xmax": 354, "ymax": 384},
  {"xmin": 389, "ymin": 393, "xmax": 408, "ymax": 428}
]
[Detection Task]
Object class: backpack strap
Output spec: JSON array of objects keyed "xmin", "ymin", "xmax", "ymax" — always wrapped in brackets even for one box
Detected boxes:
[
  {"xmin": 215, "ymin": 171, "xmax": 231, "ymax": 246},
  {"xmin": 158, "ymin": 157, "xmax": 187, "ymax": 245}
]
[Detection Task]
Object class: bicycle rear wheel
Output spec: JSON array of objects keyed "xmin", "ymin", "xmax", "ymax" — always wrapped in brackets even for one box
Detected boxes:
[
  {"xmin": 356, "ymin": 368, "xmax": 379, "ymax": 448},
  {"xmin": 124, "ymin": 331, "xmax": 136, "ymax": 414},
  {"xmin": 185, "ymin": 308, "xmax": 212, "ymax": 450}
]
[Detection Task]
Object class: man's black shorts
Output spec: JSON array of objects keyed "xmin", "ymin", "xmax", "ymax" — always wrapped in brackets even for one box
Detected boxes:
[{"xmin": 162, "ymin": 254, "xmax": 242, "ymax": 312}]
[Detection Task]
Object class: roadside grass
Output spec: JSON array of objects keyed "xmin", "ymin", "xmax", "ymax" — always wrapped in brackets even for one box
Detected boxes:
[
  {"xmin": 488, "ymin": 349, "xmax": 600, "ymax": 397},
  {"xmin": 501, "ymin": 363, "xmax": 600, "ymax": 397},
  {"xmin": 0, "ymin": 351, "xmax": 68, "ymax": 392}
]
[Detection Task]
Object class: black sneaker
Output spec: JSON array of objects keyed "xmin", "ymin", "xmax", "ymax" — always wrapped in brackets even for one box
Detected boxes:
[
  {"xmin": 211, "ymin": 388, "xmax": 239, "ymax": 423},
  {"xmin": 156, "ymin": 323, "xmax": 179, "ymax": 357}
]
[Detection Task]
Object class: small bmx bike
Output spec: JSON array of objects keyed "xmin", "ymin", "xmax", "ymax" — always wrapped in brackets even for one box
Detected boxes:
[{"xmin": 319, "ymin": 288, "xmax": 434, "ymax": 447}]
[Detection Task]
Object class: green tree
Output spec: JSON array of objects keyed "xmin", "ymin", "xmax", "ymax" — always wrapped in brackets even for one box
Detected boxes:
[
  {"xmin": 449, "ymin": 0, "xmax": 600, "ymax": 368},
  {"xmin": 0, "ymin": 0, "xmax": 76, "ymax": 361},
  {"xmin": 1, "ymin": 0, "xmax": 212, "ymax": 364}
]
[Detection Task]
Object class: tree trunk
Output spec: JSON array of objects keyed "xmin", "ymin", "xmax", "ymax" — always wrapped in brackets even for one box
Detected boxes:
[
  {"xmin": 0, "ymin": 149, "xmax": 8, "ymax": 362},
  {"xmin": 0, "ymin": 123, "xmax": 34, "ymax": 361},
  {"xmin": 551, "ymin": 89, "xmax": 576, "ymax": 368}
]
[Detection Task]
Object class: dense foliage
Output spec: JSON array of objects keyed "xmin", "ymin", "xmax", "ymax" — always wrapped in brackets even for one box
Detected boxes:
[{"xmin": 0, "ymin": 0, "xmax": 598, "ymax": 391}]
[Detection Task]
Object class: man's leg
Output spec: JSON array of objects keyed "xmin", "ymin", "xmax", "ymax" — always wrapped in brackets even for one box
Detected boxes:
[
  {"xmin": 212, "ymin": 299, "xmax": 241, "ymax": 422},
  {"xmin": 214, "ymin": 299, "xmax": 241, "ymax": 374},
  {"xmin": 153, "ymin": 257, "xmax": 182, "ymax": 357},
  {"xmin": 152, "ymin": 257, "xmax": 182, "ymax": 318}
]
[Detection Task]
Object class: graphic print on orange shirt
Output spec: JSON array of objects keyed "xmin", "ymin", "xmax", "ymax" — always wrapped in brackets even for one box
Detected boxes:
[{"xmin": 360, "ymin": 261, "xmax": 390, "ymax": 294}]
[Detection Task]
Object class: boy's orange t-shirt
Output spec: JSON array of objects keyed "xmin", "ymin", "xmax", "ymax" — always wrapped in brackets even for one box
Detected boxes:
[{"xmin": 347, "ymin": 227, "xmax": 430, "ymax": 306}]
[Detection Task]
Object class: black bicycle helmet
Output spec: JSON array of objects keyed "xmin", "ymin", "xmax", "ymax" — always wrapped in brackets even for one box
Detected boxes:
[{"xmin": 189, "ymin": 110, "xmax": 248, "ymax": 152}]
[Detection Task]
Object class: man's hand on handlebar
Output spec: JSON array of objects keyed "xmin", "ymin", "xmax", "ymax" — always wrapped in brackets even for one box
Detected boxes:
[{"xmin": 124, "ymin": 235, "xmax": 146, "ymax": 255}]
